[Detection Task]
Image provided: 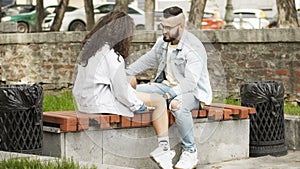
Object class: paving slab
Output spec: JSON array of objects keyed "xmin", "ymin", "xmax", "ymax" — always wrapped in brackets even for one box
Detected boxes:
[
  {"xmin": 1, "ymin": 150, "xmax": 299, "ymax": 169},
  {"xmin": 198, "ymin": 150, "xmax": 300, "ymax": 169}
]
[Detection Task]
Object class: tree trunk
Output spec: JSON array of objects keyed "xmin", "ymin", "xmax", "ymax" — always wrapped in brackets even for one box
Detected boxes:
[
  {"xmin": 188, "ymin": 0, "xmax": 207, "ymax": 30},
  {"xmin": 145, "ymin": 0, "xmax": 154, "ymax": 30},
  {"xmin": 84, "ymin": 0, "xmax": 94, "ymax": 31},
  {"xmin": 276, "ymin": 0, "xmax": 299, "ymax": 28},
  {"xmin": 35, "ymin": 0, "xmax": 44, "ymax": 32},
  {"xmin": 114, "ymin": 0, "xmax": 128, "ymax": 13},
  {"xmin": 0, "ymin": 0, "xmax": 2, "ymax": 22},
  {"xmin": 50, "ymin": 0, "xmax": 69, "ymax": 31}
]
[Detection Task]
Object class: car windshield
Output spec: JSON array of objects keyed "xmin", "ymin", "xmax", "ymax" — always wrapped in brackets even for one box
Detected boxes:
[
  {"xmin": 1, "ymin": 0, "xmax": 14, "ymax": 7},
  {"xmin": 2, "ymin": 5, "xmax": 35, "ymax": 16},
  {"xmin": 234, "ymin": 13, "xmax": 256, "ymax": 18},
  {"xmin": 45, "ymin": 6, "xmax": 78, "ymax": 14}
]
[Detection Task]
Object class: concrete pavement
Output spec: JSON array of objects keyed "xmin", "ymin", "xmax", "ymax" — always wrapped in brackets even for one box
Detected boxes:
[
  {"xmin": 1, "ymin": 150, "xmax": 300, "ymax": 169},
  {"xmin": 198, "ymin": 150, "xmax": 300, "ymax": 169}
]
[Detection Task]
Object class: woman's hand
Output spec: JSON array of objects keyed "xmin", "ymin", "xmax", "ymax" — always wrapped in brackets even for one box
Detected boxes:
[{"xmin": 134, "ymin": 103, "xmax": 147, "ymax": 114}]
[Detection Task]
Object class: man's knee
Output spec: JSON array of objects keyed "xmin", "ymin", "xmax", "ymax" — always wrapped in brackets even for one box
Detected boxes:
[
  {"xmin": 170, "ymin": 99, "xmax": 181, "ymax": 111},
  {"xmin": 170, "ymin": 100, "xmax": 194, "ymax": 120}
]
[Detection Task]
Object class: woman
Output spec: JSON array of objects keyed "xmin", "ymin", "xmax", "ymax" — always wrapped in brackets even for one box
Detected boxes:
[{"xmin": 72, "ymin": 11, "xmax": 175, "ymax": 169}]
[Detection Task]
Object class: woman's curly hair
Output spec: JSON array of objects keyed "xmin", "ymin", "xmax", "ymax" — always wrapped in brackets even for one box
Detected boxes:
[{"xmin": 78, "ymin": 11, "xmax": 135, "ymax": 66}]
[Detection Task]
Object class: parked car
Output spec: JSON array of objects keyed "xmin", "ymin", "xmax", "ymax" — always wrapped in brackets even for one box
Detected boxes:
[
  {"xmin": 1, "ymin": 0, "xmax": 14, "ymax": 8},
  {"xmin": 232, "ymin": 20, "xmax": 255, "ymax": 29},
  {"xmin": 1, "ymin": 4, "xmax": 35, "ymax": 19},
  {"xmin": 201, "ymin": 10, "xmax": 225, "ymax": 30},
  {"xmin": 42, "ymin": 2, "xmax": 146, "ymax": 32},
  {"xmin": 1, "ymin": 5, "xmax": 78, "ymax": 33},
  {"xmin": 155, "ymin": 10, "xmax": 224, "ymax": 30},
  {"xmin": 233, "ymin": 9, "xmax": 270, "ymax": 29}
]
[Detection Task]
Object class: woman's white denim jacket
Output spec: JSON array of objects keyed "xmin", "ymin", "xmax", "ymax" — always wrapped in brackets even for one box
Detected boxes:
[
  {"xmin": 126, "ymin": 30, "xmax": 212, "ymax": 105},
  {"xmin": 73, "ymin": 44, "xmax": 143, "ymax": 117}
]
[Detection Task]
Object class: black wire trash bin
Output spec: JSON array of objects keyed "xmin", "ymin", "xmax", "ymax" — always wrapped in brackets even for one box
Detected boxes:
[
  {"xmin": 0, "ymin": 84, "xmax": 43, "ymax": 154},
  {"xmin": 240, "ymin": 81, "xmax": 287, "ymax": 157}
]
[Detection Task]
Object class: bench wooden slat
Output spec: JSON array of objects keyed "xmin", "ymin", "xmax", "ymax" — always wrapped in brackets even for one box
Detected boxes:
[
  {"xmin": 121, "ymin": 116, "xmax": 132, "ymax": 128},
  {"xmin": 210, "ymin": 103, "xmax": 255, "ymax": 119},
  {"xmin": 43, "ymin": 111, "xmax": 78, "ymax": 131},
  {"xmin": 205, "ymin": 105, "xmax": 238, "ymax": 120},
  {"xmin": 43, "ymin": 104, "xmax": 256, "ymax": 131},
  {"xmin": 207, "ymin": 108, "xmax": 224, "ymax": 120},
  {"xmin": 199, "ymin": 109, "xmax": 208, "ymax": 117},
  {"xmin": 141, "ymin": 112, "xmax": 152, "ymax": 127}
]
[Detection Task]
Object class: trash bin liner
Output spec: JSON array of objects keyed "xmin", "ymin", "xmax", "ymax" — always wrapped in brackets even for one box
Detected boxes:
[
  {"xmin": 0, "ymin": 83, "xmax": 43, "ymax": 154},
  {"xmin": 241, "ymin": 81, "xmax": 287, "ymax": 157}
]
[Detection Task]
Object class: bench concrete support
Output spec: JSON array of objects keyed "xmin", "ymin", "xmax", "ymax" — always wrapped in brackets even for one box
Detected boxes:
[
  {"xmin": 42, "ymin": 119, "xmax": 249, "ymax": 168},
  {"xmin": 285, "ymin": 115, "xmax": 300, "ymax": 150}
]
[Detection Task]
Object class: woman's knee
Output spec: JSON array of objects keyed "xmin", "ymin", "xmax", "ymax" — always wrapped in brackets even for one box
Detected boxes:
[{"xmin": 149, "ymin": 93, "xmax": 166, "ymax": 108}]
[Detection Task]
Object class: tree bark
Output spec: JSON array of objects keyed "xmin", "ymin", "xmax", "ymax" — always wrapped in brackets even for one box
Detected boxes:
[
  {"xmin": 36, "ymin": 0, "xmax": 44, "ymax": 32},
  {"xmin": 145, "ymin": 0, "xmax": 155, "ymax": 30},
  {"xmin": 188, "ymin": 0, "xmax": 207, "ymax": 30},
  {"xmin": 50, "ymin": 0, "xmax": 69, "ymax": 31},
  {"xmin": 0, "ymin": 0, "xmax": 2, "ymax": 22},
  {"xmin": 84, "ymin": 0, "xmax": 95, "ymax": 31},
  {"xmin": 276, "ymin": 0, "xmax": 299, "ymax": 28},
  {"xmin": 114, "ymin": 0, "xmax": 128, "ymax": 13}
]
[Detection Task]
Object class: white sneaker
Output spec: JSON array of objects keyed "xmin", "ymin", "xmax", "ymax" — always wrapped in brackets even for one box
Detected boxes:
[
  {"xmin": 150, "ymin": 146, "xmax": 175, "ymax": 169},
  {"xmin": 174, "ymin": 150, "xmax": 198, "ymax": 169}
]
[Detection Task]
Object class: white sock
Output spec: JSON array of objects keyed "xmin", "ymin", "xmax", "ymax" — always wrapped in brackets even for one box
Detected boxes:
[{"xmin": 158, "ymin": 136, "xmax": 170, "ymax": 151}]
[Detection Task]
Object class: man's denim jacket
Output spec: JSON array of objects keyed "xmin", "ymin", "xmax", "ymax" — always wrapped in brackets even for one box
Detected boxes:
[{"xmin": 126, "ymin": 30, "xmax": 212, "ymax": 105}]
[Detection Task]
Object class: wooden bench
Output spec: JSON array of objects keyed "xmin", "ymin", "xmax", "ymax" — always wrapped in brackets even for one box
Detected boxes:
[{"xmin": 43, "ymin": 103, "xmax": 256, "ymax": 132}]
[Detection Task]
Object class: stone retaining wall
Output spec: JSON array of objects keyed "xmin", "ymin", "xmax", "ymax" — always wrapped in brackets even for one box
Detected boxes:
[{"xmin": 0, "ymin": 28, "xmax": 299, "ymax": 100}]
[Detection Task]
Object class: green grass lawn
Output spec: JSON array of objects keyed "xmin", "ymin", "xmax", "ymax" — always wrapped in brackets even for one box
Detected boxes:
[
  {"xmin": 284, "ymin": 103, "xmax": 300, "ymax": 116},
  {"xmin": 0, "ymin": 157, "xmax": 96, "ymax": 169},
  {"xmin": 43, "ymin": 90, "xmax": 300, "ymax": 116},
  {"xmin": 43, "ymin": 89, "xmax": 76, "ymax": 112},
  {"xmin": 225, "ymin": 98, "xmax": 300, "ymax": 116}
]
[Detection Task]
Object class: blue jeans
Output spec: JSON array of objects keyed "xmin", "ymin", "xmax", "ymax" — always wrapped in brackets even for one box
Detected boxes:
[{"xmin": 136, "ymin": 83, "xmax": 199, "ymax": 152}]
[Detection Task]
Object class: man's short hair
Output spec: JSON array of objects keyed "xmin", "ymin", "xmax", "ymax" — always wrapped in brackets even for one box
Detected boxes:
[{"xmin": 162, "ymin": 6, "xmax": 183, "ymax": 18}]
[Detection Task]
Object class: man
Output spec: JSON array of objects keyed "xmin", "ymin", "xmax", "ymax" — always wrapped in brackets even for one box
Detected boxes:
[{"xmin": 127, "ymin": 6, "xmax": 212, "ymax": 169}]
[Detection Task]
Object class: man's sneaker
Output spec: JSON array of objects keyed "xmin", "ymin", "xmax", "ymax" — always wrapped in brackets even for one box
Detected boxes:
[
  {"xmin": 150, "ymin": 146, "xmax": 175, "ymax": 169},
  {"xmin": 174, "ymin": 150, "xmax": 198, "ymax": 169}
]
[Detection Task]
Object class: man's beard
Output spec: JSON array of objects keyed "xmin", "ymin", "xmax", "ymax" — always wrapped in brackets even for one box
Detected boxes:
[{"xmin": 163, "ymin": 28, "xmax": 180, "ymax": 43}]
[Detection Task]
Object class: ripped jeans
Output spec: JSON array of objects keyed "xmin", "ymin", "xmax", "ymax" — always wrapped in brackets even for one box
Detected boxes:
[{"xmin": 136, "ymin": 83, "xmax": 200, "ymax": 152}]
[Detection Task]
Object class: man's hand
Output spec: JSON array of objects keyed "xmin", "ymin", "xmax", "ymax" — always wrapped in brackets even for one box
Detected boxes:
[{"xmin": 163, "ymin": 92, "xmax": 172, "ymax": 100}]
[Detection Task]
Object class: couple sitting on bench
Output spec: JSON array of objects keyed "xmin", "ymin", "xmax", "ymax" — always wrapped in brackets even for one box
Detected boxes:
[{"xmin": 72, "ymin": 6, "xmax": 212, "ymax": 169}]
